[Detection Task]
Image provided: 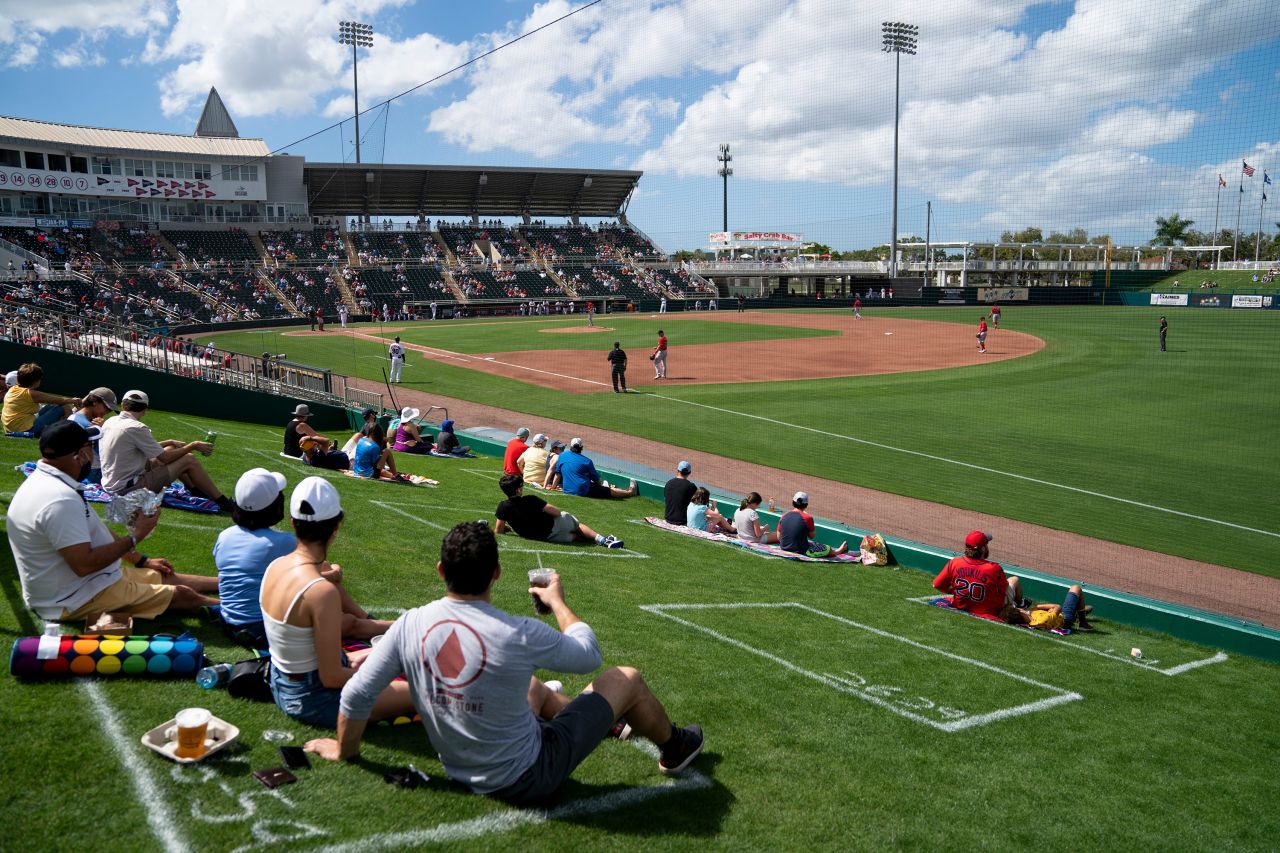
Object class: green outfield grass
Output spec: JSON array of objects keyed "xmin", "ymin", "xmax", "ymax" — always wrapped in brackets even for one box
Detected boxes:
[
  {"xmin": 204, "ymin": 307, "xmax": 1280, "ymax": 577},
  {"xmin": 1, "ymin": 409, "xmax": 1277, "ymax": 851}
]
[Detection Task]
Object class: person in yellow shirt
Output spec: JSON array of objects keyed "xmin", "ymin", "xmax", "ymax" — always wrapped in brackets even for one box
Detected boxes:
[
  {"xmin": 2, "ymin": 363, "xmax": 79, "ymax": 436},
  {"xmin": 1006, "ymin": 581, "xmax": 1094, "ymax": 634},
  {"xmin": 517, "ymin": 433, "xmax": 551, "ymax": 486}
]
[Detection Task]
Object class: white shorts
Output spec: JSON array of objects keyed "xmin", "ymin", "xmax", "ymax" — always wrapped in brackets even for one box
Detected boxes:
[{"xmin": 547, "ymin": 512, "xmax": 579, "ymax": 544}]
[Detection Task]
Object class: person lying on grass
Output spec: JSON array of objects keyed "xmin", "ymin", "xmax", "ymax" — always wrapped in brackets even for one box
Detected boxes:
[
  {"xmin": 686, "ymin": 487, "xmax": 736, "ymax": 535},
  {"xmin": 305, "ymin": 521, "xmax": 705, "ymax": 806},
  {"xmin": 260, "ymin": 477, "xmax": 413, "ymax": 728},
  {"xmin": 1004, "ymin": 577, "xmax": 1095, "ymax": 634},
  {"xmin": 494, "ymin": 474, "xmax": 624, "ymax": 549}
]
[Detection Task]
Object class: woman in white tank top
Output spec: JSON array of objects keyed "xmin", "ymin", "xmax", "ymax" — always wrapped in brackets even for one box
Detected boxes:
[{"xmin": 261, "ymin": 477, "xmax": 414, "ymax": 728}]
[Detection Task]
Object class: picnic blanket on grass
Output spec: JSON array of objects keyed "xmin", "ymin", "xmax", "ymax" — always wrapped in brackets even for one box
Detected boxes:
[
  {"xmin": 430, "ymin": 449, "xmax": 476, "ymax": 459},
  {"xmin": 341, "ymin": 469, "xmax": 438, "ymax": 486},
  {"xmin": 642, "ymin": 516, "xmax": 861, "ymax": 562},
  {"xmin": 17, "ymin": 462, "xmax": 220, "ymax": 513}
]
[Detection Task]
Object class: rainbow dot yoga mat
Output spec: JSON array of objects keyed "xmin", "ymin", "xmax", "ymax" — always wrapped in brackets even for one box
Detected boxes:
[{"xmin": 9, "ymin": 634, "xmax": 203, "ymax": 678}]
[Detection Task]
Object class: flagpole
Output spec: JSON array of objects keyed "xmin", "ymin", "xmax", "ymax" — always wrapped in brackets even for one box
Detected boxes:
[
  {"xmin": 1257, "ymin": 175, "xmax": 1267, "ymax": 264},
  {"xmin": 1214, "ymin": 179, "xmax": 1222, "ymax": 268},
  {"xmin": 1234, "ymin": 163, "xmax": 1245, "ymax": 263}
]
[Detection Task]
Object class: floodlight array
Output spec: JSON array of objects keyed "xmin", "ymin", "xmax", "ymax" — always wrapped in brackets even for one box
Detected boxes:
[
  {"xmin": 881, "ymin": 21, "xmax": 918, "ymax": 54},
  {"xmin": 339, "ymin": 20, "xmax": 374, "ymax": 47}
]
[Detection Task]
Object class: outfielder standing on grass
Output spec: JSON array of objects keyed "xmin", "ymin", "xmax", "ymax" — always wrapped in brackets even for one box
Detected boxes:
[
  {"xmin": 388, "ymin": 336, "xmax": 405, "ymax": 383},
  {"xmin": 652, "ymin": 329, "xmax": 668, "ymax": 379},
  {"xmin": 607, "ymin": 341, "xmax": 628, "ymax": 393}
]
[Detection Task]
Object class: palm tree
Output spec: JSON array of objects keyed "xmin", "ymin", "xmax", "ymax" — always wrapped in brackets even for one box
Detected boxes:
[{"xmin": 1153, "ymin": 213, "xmax": 1195, "ymax": 245}]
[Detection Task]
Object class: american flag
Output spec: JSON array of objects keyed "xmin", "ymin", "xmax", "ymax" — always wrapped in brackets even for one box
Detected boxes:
[{"xmin": 1242, "ymin": 161, "xmax": 1255, "ymax": 177}]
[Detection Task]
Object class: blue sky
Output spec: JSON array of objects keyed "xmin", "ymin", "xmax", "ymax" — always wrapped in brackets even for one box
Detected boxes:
[{"xmin": 1, "ymin": 0, "xmax": 1278, "ymax": 251}]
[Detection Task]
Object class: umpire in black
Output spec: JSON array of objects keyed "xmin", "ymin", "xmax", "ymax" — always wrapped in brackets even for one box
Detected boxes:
[
  {"xmin": 1159, "ymin": 316, "xmax": 1168, "ymax": 352},
  {"xmin": 607, "ymin": 341, "xmax": 628, "ymax": 393}
]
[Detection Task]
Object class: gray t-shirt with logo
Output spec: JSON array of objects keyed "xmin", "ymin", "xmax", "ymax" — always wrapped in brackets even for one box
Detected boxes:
[{"xmin": 339, "ymin": 597, "xmax": 602, "ymax": 792}]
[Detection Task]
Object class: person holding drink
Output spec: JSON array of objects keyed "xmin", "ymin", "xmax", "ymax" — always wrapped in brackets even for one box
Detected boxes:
[{"xmin": 306, "ymin": 521, "xmax": 705, "ymax": 806}]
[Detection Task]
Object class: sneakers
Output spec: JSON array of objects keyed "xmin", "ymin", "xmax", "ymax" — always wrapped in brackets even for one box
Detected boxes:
[
  {"xmin": 628, "ymin": 479, "xmax": 638, "ymax": 496},
  {"xmin": 658, "ymin": 724, "xmax": 704, "ymax": 775},
  {"xmin": 1075, "ymin": 605, "xmax": 1096, "ymax": 631},
  {"xmin": 601, "ymin": 535, "xmax": 624, "ymax": 549},
  {"xmin": 609, "ymin": 718, "xmax": 632, "ymax": 740}
]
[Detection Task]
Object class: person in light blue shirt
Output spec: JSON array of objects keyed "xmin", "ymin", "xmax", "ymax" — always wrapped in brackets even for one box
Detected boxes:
[
  {"xmin": 352, "ymin": 423, "xmax": 403, "ymax": 481},
  {"xmin": 553, "ymin": 438, "xmax": 638, "ymax": 499}
]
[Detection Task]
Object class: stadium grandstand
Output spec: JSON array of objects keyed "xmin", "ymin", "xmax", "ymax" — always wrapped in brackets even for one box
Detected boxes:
[{"xmin": 0, "ymin": 90, "xmax": 705, "ymax": 323}]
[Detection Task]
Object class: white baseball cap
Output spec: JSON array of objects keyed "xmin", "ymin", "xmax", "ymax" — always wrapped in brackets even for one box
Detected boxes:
[
  {"xmin": 532, "ymin": 433, "xmax": 547, "ymax": 445},
  {"xmin": 4, "ymin": 370, "xmax": 17, "ymax": 387},
  {"xmin": 570, "ymin": 437, "xmax": 584, "ymax": 450},
  {"xmin": 121, "ymin": 389, "xmax": 150, "ymax": 407},
  {"xmin": 792, "ymin": 491, "xmax": 809, "ymax": 506},
  {"xmin": 235, "ymin": 468, "xmax": 287, "ymax": 513},
  {"xmin": 291, "ymin": 476, "xmax": 343, "ymax": 522}
]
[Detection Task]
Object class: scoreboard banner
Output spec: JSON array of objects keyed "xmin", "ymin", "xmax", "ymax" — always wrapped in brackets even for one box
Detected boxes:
[
  {"xmin": 709, "ymin": 231, "xmax": 804, "ymax": 246},
  {"xmin": 0, "ymin": 167, "xmax": 265, "ymax": 201},
  {"xmin": 1149, "ymin": 293, "xmax": 1188, "ymax": 306}
]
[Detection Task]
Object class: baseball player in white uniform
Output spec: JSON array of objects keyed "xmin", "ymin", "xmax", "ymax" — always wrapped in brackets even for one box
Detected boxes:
[{"xmin": 389, "ymin": 336, "xmax": 405, "ymax": 383}]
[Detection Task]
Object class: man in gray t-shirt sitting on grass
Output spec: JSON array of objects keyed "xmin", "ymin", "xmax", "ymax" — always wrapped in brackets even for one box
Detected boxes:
[{"xmin": 305, "ymin": 521, "xmax": 704, "ymax": 806}]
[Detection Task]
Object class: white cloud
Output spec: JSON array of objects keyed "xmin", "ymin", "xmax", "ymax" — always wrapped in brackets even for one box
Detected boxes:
[
  {"xmin": 1081, "ymin": 107, "xmax": 1197, "ymax": 149},
  {"xmin": 152, "ymin": 0, "xmax": 417, "ymax": 119},
  {"xmin": 0, "ymin": 0, "xmax": 167, "ymax": 65}
]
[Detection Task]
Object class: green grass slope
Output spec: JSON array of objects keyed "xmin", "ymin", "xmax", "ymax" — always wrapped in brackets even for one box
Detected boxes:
[{"xmin": 1, "ymin": 409, "xmax": 1277, "ymax": 850}]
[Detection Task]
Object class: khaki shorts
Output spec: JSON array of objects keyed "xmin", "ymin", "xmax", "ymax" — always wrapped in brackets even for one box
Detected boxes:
[{"xmin": 61, "ymin": 566, "xmax": 174, "ymax": 621}]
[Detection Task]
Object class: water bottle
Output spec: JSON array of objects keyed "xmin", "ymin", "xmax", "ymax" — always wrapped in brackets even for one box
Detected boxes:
[
  {"xmin": 203, "ymin": 431, "xmax": 217, "ymax": 457},
  {"xmin": 768, "ymin": 497, "xmax": 776, "ymax": 512},
  {"xmin": 196, "ymin": 662, "xmax": 232, "ymax": 689}
]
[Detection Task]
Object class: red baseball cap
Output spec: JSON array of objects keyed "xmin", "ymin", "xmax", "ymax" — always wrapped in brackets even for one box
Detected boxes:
[{"xmin": 964, "ymin": 530, "xmax": 991, "ymax": 548}]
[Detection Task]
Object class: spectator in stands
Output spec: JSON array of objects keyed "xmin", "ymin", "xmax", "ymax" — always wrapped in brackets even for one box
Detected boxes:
[
  {"xmin": 778, "ymin": 492, "xmax": 848, "ymax": 557},
  {"xmin": 391, "ymin": 407, "xmax": 432, "ymax": 455},
  {"xmin": 352, "ymin": 423, "xmax": 405, "ymax": 481},
  {"xmin": 686, "ymin": 487, "xmax": 736, "ymax": 535},
  {"xmin": 517, "ymin": 433, "xmax": 551, "ymax": 486},
  {"xmin": 69, "ymin": 387, "xmax": 119, "ymax": 484},
  {"xmin": 932, "ymin": 531, "xmax": 1015, "ymax": 621},
  {"xmin": 733, "ymin": 492, "xmax": 779, "ymax": 544},
  {"xmin": 7, "ymin": 421, "xmax": 218, "ymax": 622},
  {"xmin": 98, "ymin": 390, "xmax": 235, "ymax": 512},
  {"xmin": 495, "ymin": 474, "xmax": 624, "ymax": 548},
  {"xmin": 504, "ymin": 427, "xmax": 531, "ymax": 475},
  {"xmin": 284, "ymin": 403, "xmax": 331, "ymax": 459},
  {"xmin": 261, "ymin": 477, "xmax": 412, "ymax": 728},
  {"xmin": 2, "ymin": 362, "xmax": 81, "ymax": 436},
  {"xmin": 663, "ymin": 461, "xmax": 697, "ymax": 525},
  {"xmin": 435, "ymin": 419, "xmax": 472, "ymax": 456},
  {"xmin": 543, "ymin": 440, "xmax": 566, "ymax": 490},
  {"xmin": 304, "ymin": 521, "xmax": 705, "ymax": 799},
  {"xmin": 555, "ymin": 438, "xmax": 638, "ymax": 499}
]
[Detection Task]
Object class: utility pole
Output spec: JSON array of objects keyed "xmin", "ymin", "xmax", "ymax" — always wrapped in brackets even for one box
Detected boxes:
[{"xmin": 717, "ymin": 144, "xmax": 733, "ymax": 233}]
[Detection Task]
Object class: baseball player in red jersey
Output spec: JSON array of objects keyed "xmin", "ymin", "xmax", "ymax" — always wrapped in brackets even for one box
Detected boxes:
[
  {"xmin": 991, "ymin": 304, "xmax": 1001, "ymax": 327},
  {"xmin": 933, "ymin": 531, "xmax": 1011, "ymax": 621},
  {"xmin": 976, "ymin": 316, "xmax": 988, "ymax": 353},
  {"xmin": 853, "ymin": 297, "xmax": 862, "ymax": 319},
  {"xmin": 652, "ymin": 330, "xmax": 668, "ymax": 379}
]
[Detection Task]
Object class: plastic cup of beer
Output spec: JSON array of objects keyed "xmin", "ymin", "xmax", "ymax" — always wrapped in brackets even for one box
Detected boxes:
[
  {"xmin": 174, "ymin": 707, "xmax": 211, "ymax": 759},
  {"xmin": 528, "ymin": 569, "xmax": 554, "ymax": 615}
]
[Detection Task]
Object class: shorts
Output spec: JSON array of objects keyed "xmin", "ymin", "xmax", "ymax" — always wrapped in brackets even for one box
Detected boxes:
[
  {"xmin": 489, "ymin": 692, "xmax": 615, "ymax": 807},
  {"xmin": 221, "ymin": 617, "xmax": 269, "ymax": 651},
  {"xmin": 547, "ymin": 512, "xmax": 579, "ymax": 544},
  {"xmin": 586, "ymin": 482, "xmax": 614, "ymax": 499},
  {"xmin": 61, "ymin": 566, "xmax": 174, "ymax": 621},
  {"xmin": 120, "ymin": 463, "xmax": 175, "ymax": 494},
  {"xmin": 270, "ymin": 653, "xmax": 350, "ymax": 729}
]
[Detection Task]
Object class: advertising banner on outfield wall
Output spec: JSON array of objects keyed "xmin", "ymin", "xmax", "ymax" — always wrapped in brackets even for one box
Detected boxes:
[
  {"xmin": 977, "ymin": 287, "xmax": 1029, "ymax": 303},
  {"xmin": 1191, "ymin": 294, "xmax": 1225, "ymax": 308},
  {"xmin": 1230, "ymin": 294, "xmax": 1270, "ymax": 309},
  {"xmin": 1149, "ymin": 293, "xmax": 1188, "ymax": 306}
]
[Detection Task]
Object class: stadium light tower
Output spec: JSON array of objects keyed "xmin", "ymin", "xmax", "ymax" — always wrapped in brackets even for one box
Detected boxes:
[
  {"xmin": 882, "ymin": 21, "xmax": 917, "ymax": 279},
  {"xmin": 338, "ymin": 20, "xmax": 374, "ymax": 164},
  {"xmin": 717, "ymin": 143, "xmax": 733, "ymax": 233}
]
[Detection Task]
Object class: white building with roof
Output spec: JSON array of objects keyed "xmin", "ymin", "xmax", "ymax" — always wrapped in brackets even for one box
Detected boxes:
[{"xmin": 0, "ymin": 89, "xmax": 307, "ymax": 227}]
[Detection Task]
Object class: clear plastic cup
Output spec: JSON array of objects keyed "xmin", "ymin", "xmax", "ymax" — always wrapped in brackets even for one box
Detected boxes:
[{"xmin": 528, "ymin": 569, "xmax": 554, "ymax": 615}]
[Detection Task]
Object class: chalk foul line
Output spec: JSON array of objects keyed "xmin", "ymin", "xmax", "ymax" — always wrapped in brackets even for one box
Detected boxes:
[{"xmin": 646, "ymin": 393, "xmax": 1279, "ymax": 540}]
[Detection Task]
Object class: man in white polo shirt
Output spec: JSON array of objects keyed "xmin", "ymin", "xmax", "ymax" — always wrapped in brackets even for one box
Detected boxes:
[
  {"xmin": 98, "ymin": 389, "xmax": 235, "ymax": 512},
  {"xmin": 6, "ymin": 421, "xmax": 218, "ymax": 621}
]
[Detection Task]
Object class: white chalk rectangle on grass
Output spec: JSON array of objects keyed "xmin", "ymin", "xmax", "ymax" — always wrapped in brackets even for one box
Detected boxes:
[
  {"xmin": 907, "ymin": 595, "xmax": 1229, "ymax": 676},
  {"xmin": 642, "ymin": 602, "xmax": 1081, "ymax": 731}
]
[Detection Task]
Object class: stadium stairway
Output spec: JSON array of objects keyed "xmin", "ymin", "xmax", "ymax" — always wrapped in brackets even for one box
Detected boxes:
[
  {"xmin": 256, "ymin": 267, "xmax": 301, "ymax": 315},
  {"xmin": 154, "ymin": 232, "xmax": 182, "ymax": 267},
  {"xmin": 247, "ymin": 232, "xmax": 268, "ymax": 264}
]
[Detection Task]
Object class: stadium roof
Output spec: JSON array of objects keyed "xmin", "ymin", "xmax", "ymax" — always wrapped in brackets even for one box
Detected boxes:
[
  {"xmin": 303, "ymin": 163, "xmax": 641, "ymax": 218},
  {"xmin": 0, "ymin": 115, "xmax": 269, "ymax": 159}
]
